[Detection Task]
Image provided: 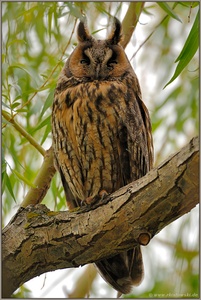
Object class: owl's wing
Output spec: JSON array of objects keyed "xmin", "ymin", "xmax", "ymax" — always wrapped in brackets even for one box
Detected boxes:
[
  {"xmin": 134, "ymin": 93, "xmax": 154, "ymax": 172},
  {"xmin": 120, "ymin": 92, "xmax": 153, "ymax": 184},
  {"xmin": 59, "ymin": 168, "xmax": 80, "ymax": 209},
  {"xmin": 95, "ymin": 92, "xmax": 153, "ymax": 295},
  {"xmin": 54, "ymin": 156, "xmax": 80, "ymax": 210}
]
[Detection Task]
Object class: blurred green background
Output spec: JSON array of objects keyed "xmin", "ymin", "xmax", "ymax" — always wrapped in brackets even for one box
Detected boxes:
[{"xmin": 2, "ymin": 2, "xmax": 199, "ymax": 298}]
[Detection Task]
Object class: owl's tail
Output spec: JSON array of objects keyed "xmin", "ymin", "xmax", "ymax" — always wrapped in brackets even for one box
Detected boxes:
[{"xmin": 95, "ymin": 245, "xmax": 143, "ymax": 295}]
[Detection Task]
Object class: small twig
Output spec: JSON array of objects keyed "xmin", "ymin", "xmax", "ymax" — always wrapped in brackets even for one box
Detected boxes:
[
  {"xmin": 2, "ymin": 110, "xmax": 45, "ymax": 156},
  {"xmin": 11, "ymin": 18, "xmax": 78, "ymax": 120},
  {"xmin": 21, "ymin": 147, "xmax": 56, "ymax": 208},
  {"xmin": 130, "ymin": 15, "xmax": 169, "ymax": 60}
]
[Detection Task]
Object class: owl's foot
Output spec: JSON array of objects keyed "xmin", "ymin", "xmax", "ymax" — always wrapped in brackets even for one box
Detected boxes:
[
  {"xmin": 99, "ymin": 189, "xmax": 108, "ymax": 200},
  {"xmin": 85, "ymin": 196, "xmax": 96, "ymax": 205},
  {"xmin": 85, "ymin": 190, "xmax": 109, "ymax": 205}
]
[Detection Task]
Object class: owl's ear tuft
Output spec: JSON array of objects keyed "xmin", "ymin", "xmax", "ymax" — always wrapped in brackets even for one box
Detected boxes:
[
  {"xmin": 107, "ymin": 17, "xmax": 122, "ymax": 45},
  {"xmin": 77, "ymin": 19, "xmax": 92, "ymax": 43}
]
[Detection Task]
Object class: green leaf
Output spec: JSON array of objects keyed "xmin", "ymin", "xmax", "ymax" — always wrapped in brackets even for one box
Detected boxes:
[
  {"xmin": 164, "ymin": 9, "xmax": 199, "ymax": 88},
  {"xmin": 2, "ymin": 102, "xmax": 11, "ymax": 110},
  {"xmin": 175, "ymin": 10, "xmax": 199, "ymax": 62},
  {"xmin": 40, "ymin": 121, "xmax": 51, "ymax": 145},
  {"xmin": 158, "ymin": 2, "xmax": 182, "ymax": 22},
  {"xmin": 39, "ymin": 88, "xmax": 54, "ymax": 120},
  {"xmin": 7, "ymin": 64, "xmax": 32, "ymax": 78},
  {"xmin": 11, "ymin": 102, "xmax": 21, "ymax": 110},
  {"xmin": 12, "ymin": 169, "xmax": 36, "ymax": 188},
  {"xmin": 31, "ymin": 115, "xmax": 51, "ymax": 133},
  {"xmin": 7, "ymin": 39, "xmax": 27, "ymax": 48},
  {"xmin": 4, "ymin": 172, "xmax": 16, "ymax": 201},
  {"xmin": 178, "ymin": 2, "xmax": 199, "ymax": 8},
  {"xmin": 2, "ymin": 157, "xmax": 7, "ymax": 176},
  {"xmin": 48, "ymin": 10, "xmax": 53, "ymax": 43},
  {"xmin": 65, "ymin": 2, "xmax": 84, "ymax": 19}
]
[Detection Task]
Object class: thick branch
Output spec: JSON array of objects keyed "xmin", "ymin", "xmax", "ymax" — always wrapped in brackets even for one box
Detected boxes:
[{"xmin": 2, "ymin": 137, "xmax": 199, "ymax": 297}]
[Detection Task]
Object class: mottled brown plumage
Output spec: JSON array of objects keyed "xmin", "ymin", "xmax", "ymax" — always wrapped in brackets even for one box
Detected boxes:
[{"xmin": 52, "ymin": 17, "xmax": 153, "ymax": 295}]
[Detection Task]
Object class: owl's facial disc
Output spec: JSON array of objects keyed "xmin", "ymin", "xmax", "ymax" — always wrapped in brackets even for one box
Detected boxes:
[
  {"xmin": 76, "ymin": 39, "xmax": 129, "ymax": 81},
  {"xmin": 67, "ymin": 28, "xmax": 131, "ymax": 80},
  {"xmin": 81, "ymin": 44, "xmax": 115, "ymax": 80}
]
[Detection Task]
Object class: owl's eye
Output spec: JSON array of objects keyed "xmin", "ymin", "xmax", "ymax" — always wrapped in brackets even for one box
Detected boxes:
[
  {"xmin": 107, "ymin": 53, "xmax": 118, "ymax": 69},
  {"xmin": 107, "ymin": 59, "xmax": 117, "ymax": 66},
  {"xmin": 107, "ymin": 59, "xmax": 117, "ymax": 70},
  {"xmin": 80, "ymin": 57, "xmax": 90, "ymax": 65}
]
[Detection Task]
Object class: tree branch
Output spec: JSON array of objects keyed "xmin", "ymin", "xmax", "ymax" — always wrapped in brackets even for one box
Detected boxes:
[
  {"xmin": 2, "ymin": 136, "xmax": 199, "ymax": 297},
  {"xmin": 20, "ymin": 147, "xmax": 56, "ymax": 208},
  {"xmin": 121, "ymin": 2, "xmax": 145, "ymax": 49},
  {"xmin": 2, "ymin": 110, "xmax": 46, "ymax": 156}
]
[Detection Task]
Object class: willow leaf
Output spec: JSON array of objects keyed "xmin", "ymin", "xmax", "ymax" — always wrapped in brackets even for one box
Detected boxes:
[{"xmin": 164, "ymin": 10, "xmax": 199, "ymax": 88}]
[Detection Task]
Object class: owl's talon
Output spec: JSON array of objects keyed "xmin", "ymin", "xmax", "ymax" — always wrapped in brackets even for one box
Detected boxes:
[
  {"xmin": 99, "ymin": 189, "xmax": 108, "ymax": 200},
  {"xmin": 85, "ymin": 196, "xmax": 96, "ymax": 205},
  {"xmin": 84, "ymin": 190, "xmax": 108, "ymax": 205},
  {"xmin": 80, "ymin": 200, "xmax": 85, "ymax": 207}
]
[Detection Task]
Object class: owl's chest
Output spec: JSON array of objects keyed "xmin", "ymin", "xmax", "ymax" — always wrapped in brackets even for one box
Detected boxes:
[
  {"xmin": 63, "ymin": 81, "xmax": 128, "ymax": 144},
  {"xmin": 53, "ymin": 80, "xmax": 130, "ymax": 197}
]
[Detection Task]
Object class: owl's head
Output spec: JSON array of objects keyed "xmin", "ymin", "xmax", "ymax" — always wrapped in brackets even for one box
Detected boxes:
[{"xmin": 65, "ymin": 18, "xmax": 132, "ymax": 80}]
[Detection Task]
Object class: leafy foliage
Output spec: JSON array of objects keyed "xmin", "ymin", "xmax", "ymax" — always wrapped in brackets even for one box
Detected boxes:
[
  {"xmin": 164, "ymin": 8, "xmax": 199, "ymax": 87},
  {"xmin": 2, "ymin": 1, "xmax": 199, "ymax": 298}
]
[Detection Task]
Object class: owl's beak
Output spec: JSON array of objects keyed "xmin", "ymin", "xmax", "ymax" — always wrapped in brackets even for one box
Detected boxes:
[
  {"xmin": 95, "ymin": 64, "xmax": 101, "ymax": 80},
  {"xmin": 94, "ymin": 64, "xmax": 107, "ymax": 80}
]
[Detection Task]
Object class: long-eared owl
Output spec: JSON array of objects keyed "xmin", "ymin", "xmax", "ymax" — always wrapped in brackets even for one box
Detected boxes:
[{"xmin": 52, "ymin": 17, "xmax": 154, "ymax": 295}]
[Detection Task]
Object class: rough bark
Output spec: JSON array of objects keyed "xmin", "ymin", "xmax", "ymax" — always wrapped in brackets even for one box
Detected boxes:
[{"xmin": 2, "ymin": 136, "xmax": 199, "ymax": 297}]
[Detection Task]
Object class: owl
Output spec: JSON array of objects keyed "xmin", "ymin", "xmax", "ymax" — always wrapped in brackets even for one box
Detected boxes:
[{"xmin": 52, "ymin": 17, "xmax": 154, "ymax": 295}]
